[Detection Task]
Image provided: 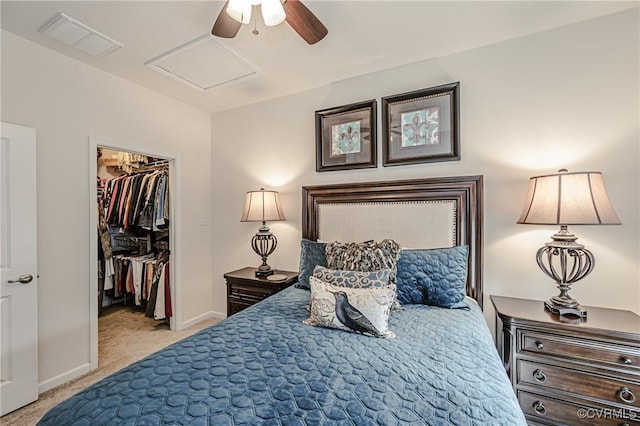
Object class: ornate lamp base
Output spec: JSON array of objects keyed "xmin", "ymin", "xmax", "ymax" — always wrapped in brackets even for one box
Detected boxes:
[
  {"xmin": 255, "ymin": 266, "xmax": 275, "ymax": 277},
  {"xmin": 544, "ymin": 300, "xmax": 587, "ymax": 318},
  {"xmin": 251, "ymin": 225, "xmax": 278, "ymax": 277},
  {"xmin": 537, "ymin": 225, "xmax": 593, "ymax": 318}
]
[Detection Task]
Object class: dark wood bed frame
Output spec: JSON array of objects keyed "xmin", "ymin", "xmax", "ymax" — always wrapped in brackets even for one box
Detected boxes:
[{"xmin": 301, "ymin": 176, "xmax": 484, "ymax": 308}]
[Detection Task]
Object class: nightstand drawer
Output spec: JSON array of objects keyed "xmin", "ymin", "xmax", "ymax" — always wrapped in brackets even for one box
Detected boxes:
[
  {"xmin": 518, "ymin": 359, "xmax": 640, "ymax": 408},
  {"xmin": 225, "ymin": 267, "xmax": 298, "ymax": 316},
  {"xmin": 227, "ymin": 298, "xmax": 254, "ymax": 315},
  {"xmin": 520, "ymin": 331, "xmax": 640, "ymax": 370},
  {"xmin": 228, "ymin": 282, "xmax": 276, "ymax": 300},
  {"xmin": 518, "ymin": 390, "xmax": 640, "ymax": 425}
]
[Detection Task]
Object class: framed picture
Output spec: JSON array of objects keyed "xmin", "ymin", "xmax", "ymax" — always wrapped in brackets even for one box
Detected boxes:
[
  {"xmin": 315, "ymin": 99, "xmax": 377, "ymax": 172},
  {"xmin": 382, "ymin": 82, "xmax": 460, "ymax": 166}
]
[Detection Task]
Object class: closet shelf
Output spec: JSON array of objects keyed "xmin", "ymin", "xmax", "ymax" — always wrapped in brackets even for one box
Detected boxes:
[{"xmin": 103, "ymin": 158, "xmax": 120, "ymax": 168}]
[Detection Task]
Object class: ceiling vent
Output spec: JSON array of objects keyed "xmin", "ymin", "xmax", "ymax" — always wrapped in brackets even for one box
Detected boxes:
[
  {"xmin": 145, "ymin": 34, "xmax": 260, "ymax": 94},
  {"xmin": 39, "ymin": 13, "xmax": 122, "ymax": 57}
]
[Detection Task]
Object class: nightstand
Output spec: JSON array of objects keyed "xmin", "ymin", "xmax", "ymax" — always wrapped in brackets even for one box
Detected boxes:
[
  {"xmin": 224, "ymin": 267, "xmax": 298, "ymax": 316},
  {"xmin": 491, "ymin": 295, "xmax": 640, "ymax": 425}
]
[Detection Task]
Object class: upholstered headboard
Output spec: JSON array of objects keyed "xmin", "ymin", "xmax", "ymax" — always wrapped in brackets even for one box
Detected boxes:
[{"xmin": 302, "ymin": 176, "xmax": 484, "ymax": 307}]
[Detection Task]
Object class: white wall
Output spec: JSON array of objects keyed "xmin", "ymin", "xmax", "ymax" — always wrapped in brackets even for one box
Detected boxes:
[
  {"xmin": 1, "ymin": 30, "xmax": 215, "ymax": 390},
  {"xmin": 211, "ymin": 9, "xmax": 640, "ymax": 327}
]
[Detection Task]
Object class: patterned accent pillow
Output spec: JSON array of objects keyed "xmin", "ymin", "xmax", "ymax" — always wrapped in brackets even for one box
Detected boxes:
[
  {"xmin": 325, "ymin": 239, "xmax": 402, "ymax": 310},
  {"xmin": 312, "ymin": 266, "xmax": 390, "ymax": 289},
  {"xmin": 325, "ymin": 239, "xmax": 401, "ymax": 284},
  {"xmin": 304, "ymin": 276, "xmax": 395, "ymax": 338},
  {"xmin": 396, "ymin": 246, "xmax": 469, "ymax": 308},
  {"xmin": 298, "ymin": 239, "xmax": 327, "ymax": 289}
]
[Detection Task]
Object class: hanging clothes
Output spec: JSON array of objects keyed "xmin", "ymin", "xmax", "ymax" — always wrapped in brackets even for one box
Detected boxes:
[
  {"xmin": 97, "ymin": 197, "xmax": 113, "ymax": 259},
  {"xmin": 99, "ymin": 166, "xmax": 171, "ymax": 320},
  {"xmin": 109, "ymin": 253, "xmax": 172, "ymax": 319},
  {"xmin": 97, "ymin": 196, "xmax": 115, "ymax": 292},
  {"xmin": 103, "ymin": 169, "xmax": 169, "ymax": 230},
  {"xmin": 144, "ymin": 255, "xmax": 170, "ymax": 320},
  {"xmin": 154, "ymin": 261, "xmax": 171, "ymax": 320}
]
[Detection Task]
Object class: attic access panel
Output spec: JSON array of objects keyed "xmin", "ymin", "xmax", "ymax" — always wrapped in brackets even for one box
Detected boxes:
[{"xmin": 146, "ymin": 34, "xmax": 260, "ymax": 93}]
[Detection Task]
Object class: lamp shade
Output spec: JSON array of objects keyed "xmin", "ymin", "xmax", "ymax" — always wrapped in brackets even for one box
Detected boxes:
[
  {"xmin": 225, "ymin": 0, "xmax": 286, "ymax": 27},
  {"xmin": 241, "ymin": 188, "xmax": 286, "ymax": 223},
  {"xmin": 517, "ymin": 170, "xmax": 621, "ymax": 225},
  {"xmin": 226, "ymin": 0, "xmax": 252, "ymax": 24},
  {"xmin": 261, "ymin": 0, "xmax": 286, "ymax": 26}
]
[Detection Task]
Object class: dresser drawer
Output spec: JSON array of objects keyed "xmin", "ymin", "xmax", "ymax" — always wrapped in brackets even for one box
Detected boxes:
[
  {"xmin": 520, "ymin": 331, "xmax": 640, "ymax": 370},
  {"xmin": 519, "ymin": 390, "xmax": 640, "ymax": 425},
  {"xmin": 518, "ymin": 359, "xmax": 640, "ymax": 408}
]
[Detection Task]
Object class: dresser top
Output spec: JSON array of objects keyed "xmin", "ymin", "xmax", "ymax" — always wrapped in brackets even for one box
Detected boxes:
[{"xmin": 491, "ymin": 295, "xmax": 640, "ymax": 338}]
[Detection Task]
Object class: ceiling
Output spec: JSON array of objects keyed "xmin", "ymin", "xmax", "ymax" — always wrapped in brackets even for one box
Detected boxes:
[{"xmin": 2, "ymin": 1, "xmax": 637, "ymax": 114}]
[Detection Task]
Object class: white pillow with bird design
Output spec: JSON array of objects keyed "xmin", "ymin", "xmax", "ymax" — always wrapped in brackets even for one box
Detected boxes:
[{"xmin": 304, "ymin": 276, "xmax": 396, "ymax": 338}]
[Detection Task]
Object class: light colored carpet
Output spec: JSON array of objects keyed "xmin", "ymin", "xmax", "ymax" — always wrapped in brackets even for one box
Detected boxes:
[{"xmin": 1, "ymin": 305, "xmax": 222, "ymax": 425}]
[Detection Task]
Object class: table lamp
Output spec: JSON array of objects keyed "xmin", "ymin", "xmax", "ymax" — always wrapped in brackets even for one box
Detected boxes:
[
  {"xmin": 517, "ymin": 169, "xmax": 621, "ymax": 317},
  {"xmin": 241, "ymin": 188, "xmax": 286, "ymax": 276}
]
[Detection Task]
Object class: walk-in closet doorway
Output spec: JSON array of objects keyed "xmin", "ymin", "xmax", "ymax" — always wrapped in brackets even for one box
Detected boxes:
[{"xmin": 89, "ymin": 136, "xmax": 179, "ymax": 371}]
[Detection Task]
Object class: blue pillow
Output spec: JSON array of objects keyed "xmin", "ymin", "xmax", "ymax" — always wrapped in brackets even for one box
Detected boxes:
[
  {"xmin": 298, "ymin": 239, "xmax": 327, "ymax": 289},
  {"xmin": 396, "ymin": 246, "xmax": 469, "ymax": 308}
]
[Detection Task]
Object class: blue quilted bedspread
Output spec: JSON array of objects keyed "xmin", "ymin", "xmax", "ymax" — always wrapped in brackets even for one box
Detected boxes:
[{"xmin": 39, "ymin": 287, "xmax": 525, "ymax": 425}]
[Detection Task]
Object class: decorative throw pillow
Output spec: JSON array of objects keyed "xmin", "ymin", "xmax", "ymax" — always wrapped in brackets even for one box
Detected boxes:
[
  {"xmin": 325, "ymin": 239, "xmax": 401, "ymax": 309},
  {"xmin": 325, "ymin": 239, "xmax": 401, "ymax": 283},
  {"xmin": 312, "ymin": 265, "xmax": 390, "ymax": 289},
  {"xmin": 396, "ymin": 246, "xmax": 469, "ymax": 308},
  {"xmin": 304, "ymin": 276, "xmax": 395, "ymax": 338},
  {"xmin": 298, "ymin": 239, "xmax": 327, "ymax": 289}
]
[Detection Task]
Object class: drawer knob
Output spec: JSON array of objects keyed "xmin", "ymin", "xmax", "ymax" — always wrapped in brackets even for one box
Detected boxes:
[
  {"xmin": 617, "ymin": 387, "xmax": 636, "ymax": 404},
  {"xmin": 533, "ymin": 401, "xmax": 547, "ymax": 416},
  {"xmin": 532, "ymin": 369, "xmax": 547, "ymax": 383},
  {"xmin": 535, "ymin": 341, "xmax": 544, "ymax": 350},
  {"xmin": 621, "ymin": 356, "xmax": 633, "ymax": 365}
]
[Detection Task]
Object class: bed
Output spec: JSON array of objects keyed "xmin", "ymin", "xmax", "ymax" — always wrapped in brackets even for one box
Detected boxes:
[{"xmin": 39, "ymin": 176, "xmax": 526, "ymax": 425}]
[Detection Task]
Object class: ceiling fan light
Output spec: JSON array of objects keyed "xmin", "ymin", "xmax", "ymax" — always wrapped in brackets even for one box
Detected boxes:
[
  {"xmin": 226, "ymin": 0, "xmax": 252, "ymax": 24},
  {"xmin": 261, "ymin": 0, "xmax": 286, "ymax": 27}
]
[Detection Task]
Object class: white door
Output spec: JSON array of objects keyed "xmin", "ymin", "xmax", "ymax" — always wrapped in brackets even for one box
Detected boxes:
[{"xmin": 0, "ymin": 122, "xmax": 38, "ymax": 416}]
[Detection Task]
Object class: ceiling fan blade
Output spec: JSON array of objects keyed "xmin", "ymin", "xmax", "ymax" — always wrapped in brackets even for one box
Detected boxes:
[
  {"xmin": 283, "ymin": 0, "xmax": 328, "ymax": 44},
  {"xmin": 212, "ymin": 1, "xmax": 242, "ymax": 38}
]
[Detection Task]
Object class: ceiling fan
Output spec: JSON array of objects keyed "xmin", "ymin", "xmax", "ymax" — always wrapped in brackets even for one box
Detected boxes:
[{"xmin": 211, "ymin": 0, "xmax": 328, "ymax": 45}]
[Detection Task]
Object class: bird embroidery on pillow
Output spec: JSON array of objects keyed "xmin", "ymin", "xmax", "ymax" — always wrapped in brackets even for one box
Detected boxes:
[{"xmin": 332, "ymin": 291, "xmax": 383, "ymax": 337}]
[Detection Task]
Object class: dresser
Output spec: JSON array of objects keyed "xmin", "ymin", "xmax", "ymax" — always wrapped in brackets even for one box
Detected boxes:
[
  {"xmin": 224, "ymin": 267, "xmax": 298, "ymax": 316},
  {"xmin": 491, "ymin": 295, "xmax": 640, "ymax": 425}
]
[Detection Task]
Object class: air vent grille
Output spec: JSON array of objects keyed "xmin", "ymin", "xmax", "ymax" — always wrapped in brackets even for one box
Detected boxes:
[{"xmin": 39, "ymin": 13, "xmax": 122, "ymax": 57}]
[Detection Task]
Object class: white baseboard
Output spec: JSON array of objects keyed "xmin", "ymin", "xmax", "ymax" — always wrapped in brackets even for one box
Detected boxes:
[
  {"xmin": 38, "ymin": 363, "xmax": 91, "ymax": 394},
  {"xmin": 180, "ymin": 310, "xmax": 226, "ymax": 329}
]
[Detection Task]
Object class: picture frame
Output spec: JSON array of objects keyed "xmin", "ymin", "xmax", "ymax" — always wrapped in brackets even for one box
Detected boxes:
[
  {"xmin": 315, "ymin": 99, "xmax": 377, "ymax": 172},
  {"xmin": 382, "ymin": 82, "xmax": 460, "ymax": 167}
]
